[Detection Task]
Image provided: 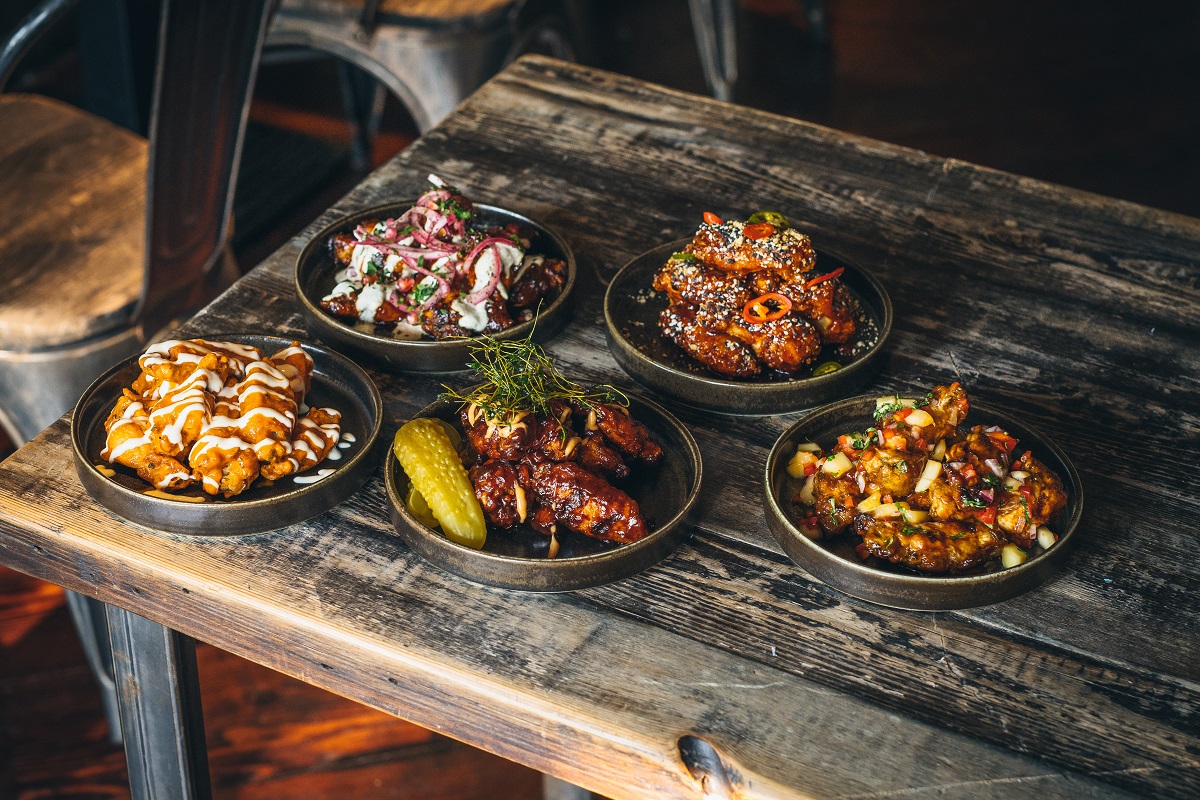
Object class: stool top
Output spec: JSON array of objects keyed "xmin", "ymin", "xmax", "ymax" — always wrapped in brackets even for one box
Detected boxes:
[
  {"xmin": 331, "ymin": 0, "xmax": 516, "ymax": 23},
  {"xmin": 0, "ymin": 95, "xmax": 145, "ymax": 351}
]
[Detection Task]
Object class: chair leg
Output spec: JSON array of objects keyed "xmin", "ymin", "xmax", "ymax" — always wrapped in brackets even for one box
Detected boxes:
[
  {"xmin": 64, "ymin": 591, "xmax": 123, "ymax": 744},
  {"xmin": 687, "ymin": 0, "xmax": 738, "ymax": 101},
  {"xmin": 543, "ymin": 774, "xmax": 598, "ymax": 800}
]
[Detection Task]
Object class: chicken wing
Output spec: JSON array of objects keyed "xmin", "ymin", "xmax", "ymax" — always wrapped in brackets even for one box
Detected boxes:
[
  {"xmin": 523, "ymin": 461, "xmax": 648, "ymax": 543},
  {"xmin": 854, "ymin": 516, "xmax": 1006, "ymax": 573}
]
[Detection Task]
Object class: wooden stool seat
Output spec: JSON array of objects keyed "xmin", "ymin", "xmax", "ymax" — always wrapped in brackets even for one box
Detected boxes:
[
  {"xmin": 330, "ymin": 0, "xmax": 516, "ymax": 24},
  {"xmin": 0, "ymin": 95, "xmax": 145, "ymax": 351}
]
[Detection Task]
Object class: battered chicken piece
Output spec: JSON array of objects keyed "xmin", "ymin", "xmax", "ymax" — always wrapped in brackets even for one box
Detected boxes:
[
  {"xmin": 260, "ymin": 407, "xmax": 342, "ymax": 480},
  {"xmin": 320, "ymin": 292, "xmax": 359, "ymax": 319},
  {"xmin": 101, "ymin": 390, "xmax": 194, "ymax": 490},
  {"xmin": 946, "ymin": 425, "xmax": 1011, "ymax": 475},
  {"xmin": 577, "ymin": 432, "xmax": 630, "ymax": 479},
  {"xmin": 924, "ymin": 382, "xmax": 970, "ymax": 441},
  {"xmin": 522, "ymin": 461, "xmax": 648, "ymax": 543},
  {"xmin": 269, "ymin": 343, "xmax": 314, "ymax": 405},
  {"xmin": 691, "ymin": 220, "xmax": 816, "ymax": 281},
  {"xmin": 576, "ymin": 401, "xmax": 662, "ymax": 465},
  {"xmin": 510, "ymin": 256, "xmax": 568, "ymax": 308},
  {"xmin": 660, "ymin": 303, "xmax": 761, "ymax": 378},
  {"xmin": 469, "ymin": 460, "xmax": 528, "ymax": 528},
  {"xmin": 653, "ymin": 255, "xmax": 753, "ymax": 308},
  {"xmin": 189, "ymin": 432, "xmax": 260, "ymax": 497},
  {"xmin": 854, "ymin": 516, "xmax": 1006, "ymax": 573},
  {"xmin": 146, "ymin": 361, "xmax": 220, "ymax": 457},
  {"xmin": 696, "ymin": 305, "xmax": 822, "ymax": 373},
  {"xmin": 421, "ymin": 294, "xmax": 512, "ymax": 338},
  {"xmin": 996, "ymin": 454, "xmax": 1068, "ymax": 547}
]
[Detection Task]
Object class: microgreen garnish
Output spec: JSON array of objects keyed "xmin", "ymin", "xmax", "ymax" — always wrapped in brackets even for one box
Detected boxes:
[{"xmin": 441, "ymin": 333, "xmax": 625, "ymax": 421}]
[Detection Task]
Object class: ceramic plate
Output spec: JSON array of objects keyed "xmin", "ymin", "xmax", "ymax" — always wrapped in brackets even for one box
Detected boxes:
[
  {"xmin": 295, "ymin": 202, "xmax": 575, "ymax": 373},
  {"xmin": 763, "ymin": 396, "xmax": 1083, "ymax": 610},
  {"xmin": 72, "ymin": 334, "xmax": 383, "ymax": 536},
  {"xmin": 385, "ymin": 392, "xmax": 702, "ymax": 591},
  {"xmin": 604, "ymin": 240, "xmax": 891, "ymax": 415}
]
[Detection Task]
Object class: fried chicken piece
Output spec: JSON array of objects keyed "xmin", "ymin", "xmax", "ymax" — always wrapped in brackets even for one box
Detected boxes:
[
  {"xmin": 996, "ymin": 454, "xmax": 1068, "ymax": 547},
  {"xmin": 469, "ymin": 460, "xmax": 528, "ymax": 528},
  {"xmin": 813, "ymin": 469, "xmax": 862, "ymax": 536},
  {"xmin": 260, "ymin": 407, "xmax": 342, "ymax": 481},
  {"xmin": 660, "ymin": 303, "xmax": 760, "ymax": 378},
  {"xmin": 860, "ymin": 445, "xmax": 927, "ymax": 498},
  {"xmin": 577, "ymin": 432, "xmax": 631, "ymax": 479},
  {"xmin": 421, "ymin": 294, "xmax": 512, "ymax": 339},
  {"xmin": 331, "ymin": 231, "xmax": 361, "ymax": 265},
  {"xmin": 696, "ymin": 305, "xmax": 822, "ymax": 373},
  {"xmin": 523, "ymin": 405, "xmax": 583, "ymax": 463},
  {"xmin": 946, "ymin": 425, "xmax": 1010, "ymax": 476},
  {"xmin": 136, "ymin": 339, "xmax": 259, "ymax": 387},
  {"xmin": 320, "ymin": 292, "xmax": 359, "ymax": 319},
  {"xmin": 523, "ymin": 461, "xmax": 648, "ymax": 543},
  {"xmin": 100, "ymin": 391, "xmax": 192, "ymax": 490},
  {"xmin": 752, "ymin": 272, "xmax": 857, "ymax": 346},
  {"xmin": 924, "ymin": 382, "xmax": 970, "ymax": 440},
  {"xmin": 233, "ymin": 359, "xmax": 299, "ymax": 469},
  {"xmin": 854, "ymin": 516, "xmax": 1006, "ymax": 573},
  {"xmin": 653, "ymin": 255, "xmax": 753, "ymax": 308},
  {"xmin": 510, "ymin": 256, "xmax": 568, "ymax": 308},
  {"xmin": 189, "ymin": 432, "xmax": 260, "ymax": 497},
  {"xmin": 574, "ymin": 401, "xmax": 662, "ymax": 465},
  {"xmin": 461, "ymin": 404, "xmax": 535, "ymax": 461},
  {"xmin": 269, "ymin": 343, "xmax": 313, "ymax": 405},
  {"xmin": 146, "ymin": 358, "xmax": 222, "ymax": 457},
  {"xmin": 691, "ymin": 220, "xmax": 817, "ymax": 281}
]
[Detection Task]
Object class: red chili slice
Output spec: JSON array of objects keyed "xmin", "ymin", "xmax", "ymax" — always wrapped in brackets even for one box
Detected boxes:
[
  {"xmin": 743, "ymin": 222, "xmax": 775, "ymax": 239},
  {"xmin": 742, "ymin": 292, "xmax": 793, "ymax": 324},
  {"xmin": 703, "ymin": 211, "xmax": 723, "ymax": 225},
  {"xmin": 805, "ymin": 267, "xmax": 845, "ymax": 289},
  {"xmin": 977, "ymin": 506, "xmax": 997, "ymax": 526}
]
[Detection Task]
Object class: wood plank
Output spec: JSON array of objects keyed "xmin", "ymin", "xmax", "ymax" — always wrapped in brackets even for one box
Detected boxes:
[{"xmin": 1, "ymin": 56, "xmax": 1198, "ymax": 799}]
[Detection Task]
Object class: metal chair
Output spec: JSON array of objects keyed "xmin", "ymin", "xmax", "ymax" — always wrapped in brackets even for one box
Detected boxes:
[
  {"xmin": 265, "ymin": 0, "xmax": 578, "ymax": 153},
  {"xmin": 0, "ymin": 0, "xmax": 273, "ymax": 742}
]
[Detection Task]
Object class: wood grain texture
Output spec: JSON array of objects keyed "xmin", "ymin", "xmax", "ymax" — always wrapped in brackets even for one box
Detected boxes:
[
  {"xmin": 0, "ymin": 95, "xmax": 144, "ymax": 350},
  {"xmin": 1, "ymin": 56, "xmax": 1198, "ymax": 799}
]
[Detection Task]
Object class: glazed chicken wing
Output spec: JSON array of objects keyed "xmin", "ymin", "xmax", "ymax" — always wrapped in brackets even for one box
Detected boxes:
[
  {"xmin": 660, "ymin": 303, "xmax": 761, "ymax": 378},
  {"xmin": 577, "ymin": 432, "xmax": 631, "ymax": 479},
  {"xmin": 697, "ymin": 305, "xmax": 822, "ymax": 373},
  {"xmin": 576, "ymin": 401, "xmax": 662, "ymax": 465},
  {"xmin": 469, "ymin": 460, "xmax": 528, "ymax": 528},
  {"xmin": 523, "ymin": 461, "xmax": 648, "ymax": 543},
  {"xmin": 461, "ymin": 405, "xmax": 535, "ymax": 461},
  {"xmin": 996, "ymin": 454, "xmax": 1068, "ymax": 547},
  {"xmin": 653, "ymin": 255, "xmax": 753, "ymax": 308},
  {"xmin": 854, "ymin": 516, "xmax": 1006, "ymax": 573},
  {"xmin": 691, "ymin": 220, "xmax": 816, "ymax": 281}
]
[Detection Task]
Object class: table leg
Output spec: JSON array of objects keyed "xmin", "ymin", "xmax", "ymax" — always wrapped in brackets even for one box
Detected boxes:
[
  {"xmin": 687, "ymin": 0, "xmax": 737, "ymax": 101},
  {"xmin": 106, "ymin": 605, "xmax": 212, "ymax": 800}
]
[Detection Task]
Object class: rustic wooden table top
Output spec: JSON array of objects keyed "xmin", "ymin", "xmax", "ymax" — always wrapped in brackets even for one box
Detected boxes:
[{"xmin": 1, "ymin": 56, "xmax": 1197, "ymax": 799}]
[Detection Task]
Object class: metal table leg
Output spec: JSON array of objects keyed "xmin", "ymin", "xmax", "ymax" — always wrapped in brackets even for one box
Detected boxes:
[
  {"xmin": 687, "ymin": 0, "xmax": 737, "ymax": 101},
  {"xmin": 106, "ymin": 605, "xmax": 212, "ymax": 800}
]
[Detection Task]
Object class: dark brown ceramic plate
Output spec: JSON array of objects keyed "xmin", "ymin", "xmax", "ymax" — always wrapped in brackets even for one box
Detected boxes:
[
  {"xmin": 72, "ymin": 334, "xmax": 383, "ymax": 536},
  {"xmin": 604, "ymin": 240, "xmax": 892, "ymax": 416},
  {"xmin": 385, "ymin": 392, "xmax": 702, "ymax": 591},
  {"xmin": 763, "ymin": 395, "xmax": 1083, "ymax": 610},
  {"xmin": 295, "ymin": 202, "xmax": 576, "ymax": 373}
]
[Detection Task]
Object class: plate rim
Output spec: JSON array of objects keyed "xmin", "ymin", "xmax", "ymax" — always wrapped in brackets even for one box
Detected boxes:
[
  {"xmin": 762, "ymin": 394, "xmax": 1085, "ymax": 610},
  {"xmin": 384, "ymin": 390, "xmax": 703, "ymax": 590},
  {"xmin": 293, "ymin": 201, "xmax": 577, "ymax": 367},
  {"xmin": 71, "ymin": 333, "xmax": 384, "ymax": 535},
  {"xmin": 603, "ymin": 238, "xmax": 894, "ymax": 413}
]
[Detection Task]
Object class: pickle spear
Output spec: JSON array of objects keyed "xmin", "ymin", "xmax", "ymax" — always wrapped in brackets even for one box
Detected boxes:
[{"xmin": 393, "ymin": 418, "xmax": 486, "ymax": 549}]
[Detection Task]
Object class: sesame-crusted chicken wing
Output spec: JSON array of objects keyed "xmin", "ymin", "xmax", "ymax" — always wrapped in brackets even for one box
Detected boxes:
[
  {"xmin": 653, "ymin": 255, "xmax": 754, "ymax": 308},
  {"xmin": 691, "ymin": 220, "xmax": 817, "ymax": 281},
  {"xmin": 696, "ymin": 304, "xmax": 822, "ymax": 373},
  {"xmin": 660, "ymin": 302, "xmax": 761, "ymax": 378}
]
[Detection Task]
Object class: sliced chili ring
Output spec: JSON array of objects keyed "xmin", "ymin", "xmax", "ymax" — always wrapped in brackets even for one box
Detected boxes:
[
  {"xmin": 703, "ymin": 211, "xmax": 723, "ymax": 225},
  {"xmin": 804, "ymin": 266, "xmax": 845, "ymax": 290},
  {"xmin": 742, "ymin": 292, "xmax": 793, "ymax": 324},
  {"xmin": 743, "ymin": 222, "xmax": 776, "ymax": 239}
]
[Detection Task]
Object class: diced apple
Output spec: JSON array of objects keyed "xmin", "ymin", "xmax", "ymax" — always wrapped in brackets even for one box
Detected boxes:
[{"xmin": 1001, "ymin": 544, "xmax": 1028, "ymax": 568}]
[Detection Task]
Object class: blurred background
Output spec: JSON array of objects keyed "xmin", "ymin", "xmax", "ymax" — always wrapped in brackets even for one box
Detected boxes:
[{"xmin": 2, "ymin": 0, "xmax": 1197, "ymax": 797}]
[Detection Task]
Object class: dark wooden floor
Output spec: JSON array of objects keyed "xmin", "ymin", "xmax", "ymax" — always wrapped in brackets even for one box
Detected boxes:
[{"xmin": 2, "ymin": 0, "xmax": 1198, "ymax": 796}]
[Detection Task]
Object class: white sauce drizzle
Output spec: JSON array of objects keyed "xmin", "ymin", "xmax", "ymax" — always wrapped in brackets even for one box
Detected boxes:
[{"xmin": 294, "ymin": 468, "xmax": 335, "ymax": 485}]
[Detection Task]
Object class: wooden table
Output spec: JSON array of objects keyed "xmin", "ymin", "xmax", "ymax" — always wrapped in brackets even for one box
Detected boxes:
[{"xmin": 1, "ymin": 56, "xmax": 1197, "ymax": 799}]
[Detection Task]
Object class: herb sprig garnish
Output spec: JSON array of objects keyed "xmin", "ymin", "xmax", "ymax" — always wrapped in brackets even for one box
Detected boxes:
[{"xmin": 441, "ymin": 334, "xmax": 626, "ymax": 422}]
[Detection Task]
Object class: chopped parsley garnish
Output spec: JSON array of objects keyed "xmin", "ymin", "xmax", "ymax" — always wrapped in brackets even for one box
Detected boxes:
[
  {"xmin": 848, "ymin": 429, "xmax": 876, "ymax": 450},
  {"xmin": 902, "ymin": 522, "xmax": 922, "ymax": 535},
  {"xmin": 982, "ymin": 473, "xmax": 1001, "ymax": 489},
  {"xmin": 961, "ymin": 494, "xmax": 987, "ymax": 509},
  {"xmin": 410, "ymin": 280, "xmax": 436, "ymax": 305}
]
